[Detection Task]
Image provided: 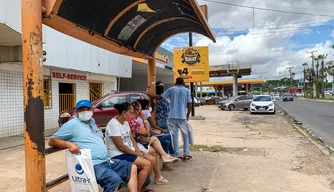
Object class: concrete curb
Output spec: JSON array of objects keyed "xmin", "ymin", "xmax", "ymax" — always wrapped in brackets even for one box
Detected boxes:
[
  {"xmin": 292, "ymin": 124, "xmax": 330, "ymax": 156},
  {"xmin": 276, "ymin": 103, "xmax": 332, "ymax": 156}
]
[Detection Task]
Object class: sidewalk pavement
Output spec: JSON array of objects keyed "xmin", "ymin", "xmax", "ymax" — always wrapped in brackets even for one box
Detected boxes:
[
  {"xmin": 1, "ymin": 106, "xmax": 334, "ymax": 192},
  {"xmin": 0, "ymin": 128, "xmax": 59, "ymax": 151}
]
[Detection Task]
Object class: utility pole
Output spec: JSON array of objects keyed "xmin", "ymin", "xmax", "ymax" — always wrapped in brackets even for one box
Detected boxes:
[
  {"xmin": 287, "ymin": 67, "xmax": 294, "ymax": 88},
  {"xmin": 307, "ymin": 50, "xmax": 318, "ymax": 98},
  {"xmin": 302, "ymin": 63, "xmax": 308, "ymax": 98},
  {"xmin": 321, "ymin": 59, "xmax": 325, "ymax": 99},
  {"xmin": 189, "ymin": 32, "xmax": 195, "ymax": 117}
]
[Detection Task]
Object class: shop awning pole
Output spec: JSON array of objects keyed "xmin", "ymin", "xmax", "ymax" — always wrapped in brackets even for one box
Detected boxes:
[
  {"xmin": 22, "ymin": 0, "xmax": 46, "ymax": 191},
  {"xmin": 148, "ymin": 58, "xmax": 156, "ymax": 114}
]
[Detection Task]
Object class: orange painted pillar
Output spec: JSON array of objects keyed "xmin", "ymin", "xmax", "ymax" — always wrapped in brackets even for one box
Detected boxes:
[
  {"xmin": 21, "ymin": 0, "xmax": 46, "ymax": 191},
  {"xmin": 148, "ymin": 58, "xmax": 156, "ymax": 120}
]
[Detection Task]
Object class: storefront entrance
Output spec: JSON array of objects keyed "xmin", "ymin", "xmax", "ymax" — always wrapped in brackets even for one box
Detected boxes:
[{"xmin": 59, "ymin": 83, "xmax": 75, "ymax": 112}]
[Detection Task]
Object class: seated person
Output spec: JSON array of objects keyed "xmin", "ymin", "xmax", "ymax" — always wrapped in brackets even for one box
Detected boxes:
[
  {"xmin": 130, "ymin": 101, "xmax": 178, "ymax": 171},
  {"xmin": 105, "ymin": 102, "xmax": 156, "ymax": 191},
  {"xmin": 49, "ymin": 100, "xmax": 137, "ymax": 192},
  {"xmin": 137, "ymin": 99, "xmax": 174, "ymax": 156}
]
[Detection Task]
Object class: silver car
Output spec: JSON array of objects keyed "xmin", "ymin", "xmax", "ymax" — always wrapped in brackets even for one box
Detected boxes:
[
  {"xmin": 283, "ymin": 93, "xmax": 294, "ymax": 102},
  {"xmin": 218, "ymin": 95, "xmax": 253, "ymax": 111}
]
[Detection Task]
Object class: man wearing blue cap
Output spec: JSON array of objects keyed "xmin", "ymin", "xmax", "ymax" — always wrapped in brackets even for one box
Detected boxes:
[{"xmin": 49, "ymin": 100, "xmax": 138, "ymax": 192}]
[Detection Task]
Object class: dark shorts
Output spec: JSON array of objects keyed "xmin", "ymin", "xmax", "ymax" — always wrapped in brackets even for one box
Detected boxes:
[
  {"xmin": 94, "ymin": 159, "xmax": 133, "ymax": 192},
  {"xmin": 112, "ymin": 154, "xmax": 138, "ymax": 163}
]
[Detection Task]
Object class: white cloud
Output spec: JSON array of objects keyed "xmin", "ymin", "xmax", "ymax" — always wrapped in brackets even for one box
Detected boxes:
[{"xmin": 190, "ymin": 0, "xmax": 334, "ymax": 81}]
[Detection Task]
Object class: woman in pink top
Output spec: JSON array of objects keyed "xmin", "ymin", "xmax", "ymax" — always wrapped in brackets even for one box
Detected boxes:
[{"xmin": 126, "ymin": 101, "xmax": 179, "ymax": 184}]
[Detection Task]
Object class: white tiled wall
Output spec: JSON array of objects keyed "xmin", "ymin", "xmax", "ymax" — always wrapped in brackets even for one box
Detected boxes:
[
  {"xmin": 0, "ymin": 69, "xmax": 24, "ymax": 137},
  {"xmin": 103, "ymin": 81, "xmax": 116, "ymax": 94},
  {"xmin": 0, "ymin": 68, "xmax": 116, "ymax": 138}
]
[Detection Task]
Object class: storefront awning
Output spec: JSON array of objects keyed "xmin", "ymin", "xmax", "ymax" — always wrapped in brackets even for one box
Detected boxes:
[{"xmin": 42, "ymin": 0, "xmax": 216, "ymax": 59}]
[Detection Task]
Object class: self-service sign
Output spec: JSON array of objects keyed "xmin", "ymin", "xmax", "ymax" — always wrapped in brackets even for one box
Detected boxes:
[{"xmin": 174, "ymin": 46, "xmax": 209, "ymax": 83}]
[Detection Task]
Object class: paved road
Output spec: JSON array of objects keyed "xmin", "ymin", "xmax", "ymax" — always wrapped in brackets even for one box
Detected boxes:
[{"xmin": 277, "ymin": 98, "xmax": 334, "ymax": 148}]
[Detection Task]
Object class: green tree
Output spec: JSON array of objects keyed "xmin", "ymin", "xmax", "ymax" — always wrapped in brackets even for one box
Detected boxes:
[{"xmin": 327, "ymin": 61, "xmax": 334, "ymax": 94}]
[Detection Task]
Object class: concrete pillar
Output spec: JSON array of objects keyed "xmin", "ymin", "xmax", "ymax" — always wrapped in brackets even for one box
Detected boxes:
[
  {"xmin": 233, "ymin": 74, "xmax": 238, "ymax": 96},
  {"xmin": 246, "ymin": 84, "xmax": 249, "ymax": 93},
  {"xmin": 214, "ymin": 86, "xmax": 218, "ymax": 96},
  {"xmin": 221, "ymin": 86, "xmax": 225, "ymax": 97},
  {"xmin": 200, "ymin": 82, "xmax": 203, "ymax": 98}
]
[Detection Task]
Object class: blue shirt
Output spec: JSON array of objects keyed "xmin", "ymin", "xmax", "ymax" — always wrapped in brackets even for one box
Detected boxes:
[
  {"xmin": 156, "ymin": 98, "xmax": 170, "ymax": 120},
  {"xmin": 51, "ymin": 116, "xmax": 109, "ymax": 165},
  {"xmin": 162, "ymin": 85, "xmax": 192, "ymax": 120}
]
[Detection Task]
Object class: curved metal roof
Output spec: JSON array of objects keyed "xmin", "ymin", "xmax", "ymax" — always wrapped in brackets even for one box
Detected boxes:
[{"xmin": 42, "ymin": 0, "xmax": 216, "ymax": 59}]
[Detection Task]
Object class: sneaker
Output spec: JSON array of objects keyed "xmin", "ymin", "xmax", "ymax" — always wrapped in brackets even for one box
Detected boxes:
[{"xmin": 182, "ymin": 155, "xmax": 192, "ymax": 161}]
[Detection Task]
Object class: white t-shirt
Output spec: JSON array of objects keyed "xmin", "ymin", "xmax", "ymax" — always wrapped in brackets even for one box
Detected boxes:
[{"xmin": 105, "ymin": 118, "xmax": 135, "ymax": 158}]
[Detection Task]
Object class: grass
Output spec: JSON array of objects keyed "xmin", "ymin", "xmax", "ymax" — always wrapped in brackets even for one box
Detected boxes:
[
  {"xmin": 189, "ymin": 144, "xmax": 226, "ymax": 152},
  {"xmin": 293, "ymin": 124, "xmax": 324, "ymax": 144},
  {"xmin": 318, "ymin": 98, "xmax": 334, "ymax": 101}
]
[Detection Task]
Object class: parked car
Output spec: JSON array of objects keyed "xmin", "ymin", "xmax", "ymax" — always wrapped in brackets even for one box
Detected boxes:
[
  {"xmin": 58, "ymin": 92, "xmax": 148, "ymax": 127},
  {"xmin": 295, "ymin": 92, "xmax": 304, "ymax": 97},
  {"xmin": 218, "ymin": 95, "xmax": 253, "ymax": 111},
  {"xmin": 250, "ymin": 95, "xmax": 275, "ymax": 114},
  {"xmin": 283, "ymin": 93, "xmax": 294, "ymax": 102},
  {"xmin": 193, "ymin": 97, "xmax": 201, "ymax": 107},
  {"xmin": 273, "ymin": 94, "xmax": 280, "ymax": 100}
]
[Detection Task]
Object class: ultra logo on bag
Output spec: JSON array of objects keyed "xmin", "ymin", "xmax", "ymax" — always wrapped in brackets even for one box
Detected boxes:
[
  {"xmin": 66, "ymin": 149, "xmax": 99, "ymax": 192},
  {"xmin": 72, "ymin": 163, "xmax": 91, "ymax": 185}
]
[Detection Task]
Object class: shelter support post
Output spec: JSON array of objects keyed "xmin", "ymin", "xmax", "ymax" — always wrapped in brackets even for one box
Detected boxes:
[
  {"xmin": 22, "ymin": 0, "xmax": 46, "ymax": 191},
  {"xmin": 148, "ymin": 58, "xmax": 157, "ymax": 118}
]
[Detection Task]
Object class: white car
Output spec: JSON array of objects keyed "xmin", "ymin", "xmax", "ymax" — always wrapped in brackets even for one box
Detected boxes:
[
  {"xmin": 250, "ymin": 95, "xmax": 275, "ymax": 114},
  {"xmin": 273, "ymin": 94, "xmax": 280, "ymax": 100},
  {"xmin": 295, "ymin": 92, "xmax": 304, "ymax": 97}
]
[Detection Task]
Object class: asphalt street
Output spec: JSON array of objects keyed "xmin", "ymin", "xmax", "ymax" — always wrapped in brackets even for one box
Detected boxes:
[{"xmin": 277, "ymin": 98, "xmax": 334, "ymax": 148}]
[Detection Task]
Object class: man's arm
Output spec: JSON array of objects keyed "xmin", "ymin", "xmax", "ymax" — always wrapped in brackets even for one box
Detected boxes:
[
  {"xmin": 49, "ymin": 138, "xmax": 81, "ymax": 154},
  {"xmin": 146, "ymin": 92, "xmax": 163, "ymax": 100},
  {"xmin": 187, "ymin": 103, "xmax": 191, "ymax": 121}
]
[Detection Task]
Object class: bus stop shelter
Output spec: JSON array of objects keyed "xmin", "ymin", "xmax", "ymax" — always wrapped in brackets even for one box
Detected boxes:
[{"xmin": 21, "ymin": 0, "xmax": 215, "ymax": 191}]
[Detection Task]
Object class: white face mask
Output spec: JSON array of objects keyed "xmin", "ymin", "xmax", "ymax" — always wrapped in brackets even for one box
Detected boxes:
[
  {"xmin": 149, "ymin": 107, "xmax": 152, "ymax": 112},
  {"xmin": 78, "ymin": 111, "xmax": 93, "ymax": 121}
]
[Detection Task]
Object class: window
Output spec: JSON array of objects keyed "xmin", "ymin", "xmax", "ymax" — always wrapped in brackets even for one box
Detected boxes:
[
  {"xmin": 246, "ymin": 96, "xmax": 253, "ymax": 100},
  {"xmin": 89, "ymin": 83, "xmax": 103, "ymax": 102},
  {"xmin": 253, "ymin": 96, "xmax": 271, "ymax": 101},
  {"xmin": 238, "ymin": 96, "xmax": 246, "ymax": 100},
  {"xmin": 129, "ymin": 94, "xmax": 142, "ymax": 103},
  {"xmin": 43, "ymin": 77, "xmax": 52, "ymax": 109},
  {"xmin": 100, "ymin": 95, "xmax": 126, "ymax": 108}
]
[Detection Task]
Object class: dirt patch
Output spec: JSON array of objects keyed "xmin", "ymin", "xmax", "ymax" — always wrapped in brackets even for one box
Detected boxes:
[{"xmin": 1, "ymin": 106, "xmax": 334, "ymax": 192}]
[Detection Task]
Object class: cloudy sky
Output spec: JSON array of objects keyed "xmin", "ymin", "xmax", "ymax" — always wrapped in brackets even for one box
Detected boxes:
[{"xmin": 161, "ymin": 0, "xmax": 334, "ymax": 82}]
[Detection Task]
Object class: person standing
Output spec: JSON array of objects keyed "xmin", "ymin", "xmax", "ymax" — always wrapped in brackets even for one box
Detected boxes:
[{"xmin": 147, "ymin": 77, "xmax": 192, "ymax": 161}]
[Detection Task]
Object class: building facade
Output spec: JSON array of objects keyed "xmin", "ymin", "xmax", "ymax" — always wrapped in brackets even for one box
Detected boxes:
[
  {"xmin": 120, "ymin": 47, "xmax": 175, "ymax": 91},
  {"xmin": 0, "ymin": 0, "xmax": 132, "ymax": 138}
]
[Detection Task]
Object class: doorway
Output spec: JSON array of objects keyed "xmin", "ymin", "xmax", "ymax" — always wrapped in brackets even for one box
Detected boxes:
[{"xmin": 59, "ymin": 83, "xmax": 75, "ymax": 112}]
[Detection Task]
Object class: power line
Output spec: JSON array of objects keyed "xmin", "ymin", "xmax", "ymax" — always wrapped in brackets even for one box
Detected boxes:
[{"xmin": 201, "ymin": 0, "xmax": 334, "ymax": 18}]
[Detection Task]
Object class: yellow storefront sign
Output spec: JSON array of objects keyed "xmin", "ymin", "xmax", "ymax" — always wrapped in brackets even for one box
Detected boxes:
[{"xmin": 174, "ymin": 46, "xmax": 209, "ymax": 83}]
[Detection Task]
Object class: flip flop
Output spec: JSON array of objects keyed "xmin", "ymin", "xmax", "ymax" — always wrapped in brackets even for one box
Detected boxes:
[{"xmin": 154, "ymin": 176, "xmax": 170, "ymax": 185}]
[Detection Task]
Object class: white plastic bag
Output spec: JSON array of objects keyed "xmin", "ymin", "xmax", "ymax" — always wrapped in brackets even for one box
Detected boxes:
[
  {"xmin": 65, "ymin": 149, "xmax": 99, "ymax": 192},
  {"xmin": 188, "ymin": 122, "xmax": 194, "ymax": 146}
]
